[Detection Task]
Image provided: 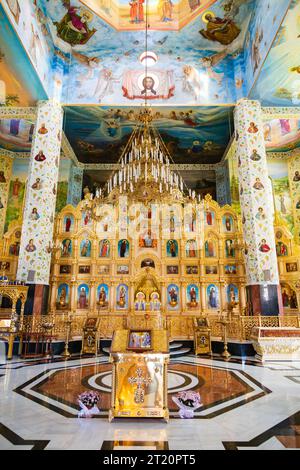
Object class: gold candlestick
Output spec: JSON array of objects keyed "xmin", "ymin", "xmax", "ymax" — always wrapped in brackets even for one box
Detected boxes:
[
  {"xmin": 61, "ymin": 314, "xmax": 72, "ymax": 358},
  {"xmin": 217, "ymin": 317, "xmax": 231, "ymax": 360}
]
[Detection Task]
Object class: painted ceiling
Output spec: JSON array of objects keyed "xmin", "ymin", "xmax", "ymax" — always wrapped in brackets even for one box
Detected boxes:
[
  {"xmin": 250, "ymin": 0, "xmax": 300, "ymax": 106},
  {"xmin": 63, "ymin": 105, "xmax": 233, "ymax": 163},
  {"xmin": 0, "ymin": 0, "xmax": 298, "ymax": 168},
  {"xmin": 0, "ymin": 0, "xmax": 295, "ymax": 107},
  {"xmin": 0, "ymin": 4, "xmax": 48, "ymax": 106}
]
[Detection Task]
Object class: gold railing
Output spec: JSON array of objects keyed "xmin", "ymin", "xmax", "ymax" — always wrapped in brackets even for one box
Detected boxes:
[{"xmin": 20, "ymin": 313, "xmax": 300, "ymax": 342}]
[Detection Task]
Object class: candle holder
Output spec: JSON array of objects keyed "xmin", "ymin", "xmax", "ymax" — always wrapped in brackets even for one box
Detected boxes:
[
  {"xmin": 61, "ymin": 314, "xmax": 72, "ymax": 358},
  {"xmin": 217, "ymin": 317, "xmax": 231, "ymax": 360}
]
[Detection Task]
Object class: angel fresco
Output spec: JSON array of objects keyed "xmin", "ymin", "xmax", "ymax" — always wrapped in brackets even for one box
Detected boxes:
[
  {"xmin": 93, "ymin": 68, "xmax": 119, "ymax": 103},
  {"xmin": 54, "ymin": 1, "xmax": 96, "ymax": 46},
  {"xmin": 73, "ymin": 50, "xmax": 101, "ymax": 90},
  {"xmin": 200, "ymin": 51, "xmax": 227, "ymax": 85},
  {"xmin": 199, "ymin": 12, "xmax": 241, "ymax": 46}
]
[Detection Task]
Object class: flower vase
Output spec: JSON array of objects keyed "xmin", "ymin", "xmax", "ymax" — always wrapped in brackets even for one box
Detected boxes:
[
  {"xmin": 172, "ymin": 396, "xmax": 201, "ymax": 419},
  {"xmin": 78, "ymin": 400, "xmax": 100, "ymax": 418}
]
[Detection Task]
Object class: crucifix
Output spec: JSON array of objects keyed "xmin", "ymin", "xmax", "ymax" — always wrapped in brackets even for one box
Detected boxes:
[{"xmin": 128, "ymin": 367, "xmax": 152, "ymax": 403}]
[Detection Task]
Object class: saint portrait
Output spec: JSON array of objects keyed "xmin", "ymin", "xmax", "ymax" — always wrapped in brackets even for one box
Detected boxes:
[
  {"xmin": 77, "ymin": 284, "xmax": 89, "ymax": 309},
  {"xmin": 118, "ymin": 239, "xmax": 129, "ymax": 257},
  {"xmin": 167, "ymin": 239, "xmax": 178, "ymax": 257},
  {"xmin": 32, "ymin": 178, "xmax": 42, "ymax": 190},
  {"xmin": 207, "ymin": 284, "xmax": 218, "ymax": 309},
  {"xmin": 259, "ymin": 239, "xmax": 270, "ymax": 253},
  {"xmin": 250, "ymin": 149, "xmax": 261, "ymax": 161},
  {"xmin": 34, "ymin": 150, "xmax": 46, "ymax": 162},
  {"xmin": 61, "ymin": 239, "xmax": 72, "ymax": 257},
  {"xmin": 80, "ymin": 239, "xmax": 91, "ymax": 257},
  {"xmin": 99, "ymin": 239, "xmax": 110, "ymax": 258},
  {"xmin": 223, "ymin": 215, "xmax": 233, "ymax": 232},
  {"xmin": 25, "ymin": 239, "xmax": 36, "ymax": 252},
  {"xmin": 64, "ymin": 215, "xmax": 74, "ymax": 232},
  {"xmin": 29, "ymin": 208, "xmax": 40, "ymax": 220},
  {"xmin": 248, "ymin": 122, "xmax": 258, "ymax": 133},
  {"xmin": 253, "ymin": 178, "xmax": 264, "ymax": 190},
  {"xmin": 54, "ymin": 5, "xmax": 97, "ymax": 46},
  {"xmin": 167, "ymin": 284, "xmax": 179, "ymax": 309},
  {"xmin": 199, "ymin": 12, "xmax": 241, "ymax": 45},
  {"xmin": 38, "ymin": 123, "xmax": 48, "ymax": 135}
]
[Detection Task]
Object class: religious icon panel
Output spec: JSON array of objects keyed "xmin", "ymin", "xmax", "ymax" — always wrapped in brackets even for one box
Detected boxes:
[
  {"xmin": 77, "ymin": 284, "xmax": 89, "ymax": 309},
  {"xmin": 118, "ymin": 239, "xmax": 130, "ymax": 258},
  {"xmin": 186, "ymin": 284, "xmax": 199, "ymax": 309},
  {"xmin": 61, "ymin": 239, "xmax": 72, "ymax": 257},
  {"xmin": 227, "ymin": 284, "xmax": 239, "ymax": 303},
  {"xmin": 63, "ymin": 215, "xmax": 74, "ymax": 233},
  {"xmin": 207, "ymin": 284, "xmax": 219, "ymax": 309},
  {"xmin": 99, "ymin": 239, "xmax": 110, "ymax": 258},
  {"xmin": 223, "ymin": 214, "xmax": 234, "ymax": 232},
  {"xmin": 166, "ymin": 239, "xmax": 178, "ymax": 257},
  {"xmin": 97, "ymin": 283, "xmax": 109, "ymax": 309},
  {"xmin": 116, "ymin": 284, "xmax": 128, "ymax": 309},
  {"xmin": 56, "ymin": 283, "xmax": 69, "ymax": 309},
  {"xmin": 167, "ymin": 284, "xmax": 179, "ymax": 310},
  {"xmin": 80, "ymin": 239, "xmax": 91, "ymax": 257}
]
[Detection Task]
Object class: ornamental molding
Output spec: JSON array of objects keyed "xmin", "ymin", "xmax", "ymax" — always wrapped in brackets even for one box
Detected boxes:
[
  {"xmin": 263, "ymin": 107, "xmax": 300, "ymax": 119},
  {"xmin": 61, "ymin": 131, "xmax": 82, "ymax": 167},
  {"xmin": 0, "ymin": 107, "xmax": 37, "ymax": 120}
]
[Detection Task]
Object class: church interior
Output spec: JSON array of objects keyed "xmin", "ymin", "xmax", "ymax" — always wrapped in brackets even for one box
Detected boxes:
[{"xmin": 0, "ymin": 0, "xmax": 300, "ymax": 453}]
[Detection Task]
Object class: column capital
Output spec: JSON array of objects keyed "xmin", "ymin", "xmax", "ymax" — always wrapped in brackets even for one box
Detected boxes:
[
  {"xmin": 235, "ymin": 98, "xmax": 262, "ymax": 109},
  {"xmin": 36, "ymin": 99, "xmax": 63, "ymax": 110}
]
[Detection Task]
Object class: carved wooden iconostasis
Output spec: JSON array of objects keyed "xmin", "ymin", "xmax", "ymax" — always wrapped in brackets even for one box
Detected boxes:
[{"xmin": 1, "ymin": 195, "xmax": 300, "ymax": 318}]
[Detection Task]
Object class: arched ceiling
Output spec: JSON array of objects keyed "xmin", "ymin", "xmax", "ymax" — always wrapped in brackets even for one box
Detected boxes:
[
  {"xmin": 80, "ymin": 0, "xmax": 227, "ymax": 31},
  {"xmin": 1, "ymin": 0, "xmax": 298, "ymax": 167}
]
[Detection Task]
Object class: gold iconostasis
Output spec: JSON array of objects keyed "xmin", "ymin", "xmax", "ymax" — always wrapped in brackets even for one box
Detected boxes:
[{"xmin": 0, "ymin": 196, "xmax": 300, "ymax": 316}]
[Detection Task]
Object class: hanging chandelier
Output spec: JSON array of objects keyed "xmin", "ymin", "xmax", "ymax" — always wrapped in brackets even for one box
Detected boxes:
[
  {"xmin": 82, "ymin": 0, "xmax": 201, "ymax": 218},
  {"xmin": 106, "ymin": 107, "xmax": 198, "ymax": 203}
]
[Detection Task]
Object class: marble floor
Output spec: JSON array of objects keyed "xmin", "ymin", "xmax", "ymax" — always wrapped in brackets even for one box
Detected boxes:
[{"xmin": 0, "ymin": 350, "xmax": 300, "ymax": 450}]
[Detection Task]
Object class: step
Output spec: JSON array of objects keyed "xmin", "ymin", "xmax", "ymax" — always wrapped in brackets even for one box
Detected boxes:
[
  {"xmin": 169, "ymin": 342, "xmax": 183, "ymax": 350},
  {"xmin": 170, "ymin": 348, "xmax": 192, "ymax": 357}
]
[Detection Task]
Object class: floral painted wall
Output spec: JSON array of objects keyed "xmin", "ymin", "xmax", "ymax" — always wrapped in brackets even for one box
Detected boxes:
[
  {"xmin": 0, "ymin": 154, "xmax": 13, "ymax": 236},
  {"xmin": 5, "ymin": 157, "xmax": 28, "ymax": 232},
  {"xmin": 4, "ymin": 156, "xmax": 72, "ymax": 233},
  {"xmin": 267, "ymin": 156, "xmax": 294, "ymax": 234}
]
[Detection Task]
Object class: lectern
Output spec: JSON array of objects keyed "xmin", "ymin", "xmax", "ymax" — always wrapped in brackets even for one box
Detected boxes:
[{"xmin": 109, "ymin": 329, "xmax": 169, "ymax": 422}]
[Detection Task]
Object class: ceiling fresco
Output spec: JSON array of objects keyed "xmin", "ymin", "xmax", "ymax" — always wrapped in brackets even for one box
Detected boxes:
[
  {"xmin": 63, "ymin": 105, "xmax": 233, "ymax": 163},
  {"xmin": 0, "ymin": 4, "xmax": 48, "ymax": 106},
  {"xmin": 80, "ymin": 0, "xmax": 220, "ymax": 31},
  {"xmin": 1, "ymin": 1, "xmax": 55, "ymax": 98},
  {"xmin": 38, "ymin": 0, "xmax": 258, "ymax": 105},
  {"xmin": 250, "ymin": 0, "xmax": 300, "ymax": 106}
]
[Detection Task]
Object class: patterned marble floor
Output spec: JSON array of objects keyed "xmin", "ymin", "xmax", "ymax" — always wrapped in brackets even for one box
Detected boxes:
[{"xmin": 0, "ymin": 351, "xmax": 300, "ymax": 450}]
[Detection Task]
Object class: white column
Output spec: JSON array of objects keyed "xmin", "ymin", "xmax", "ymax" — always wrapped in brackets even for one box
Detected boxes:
[
  {"xmin": 17, "ymin": 100, "xmax": 63, "ymax": 284},
  {"xmin": 234, "ymin": 99, "xmax": 279, "ymax": 286}
]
